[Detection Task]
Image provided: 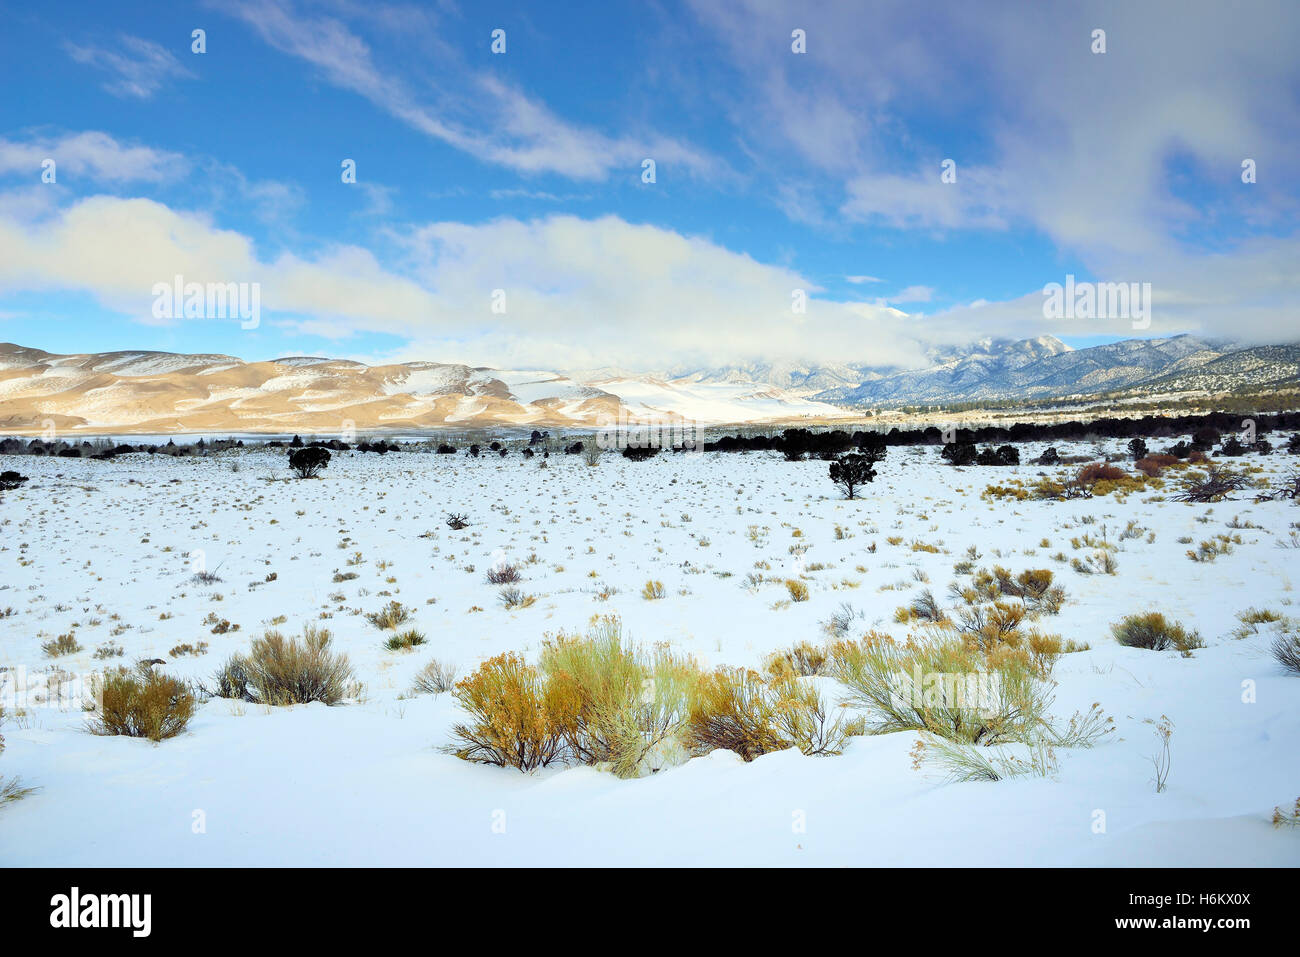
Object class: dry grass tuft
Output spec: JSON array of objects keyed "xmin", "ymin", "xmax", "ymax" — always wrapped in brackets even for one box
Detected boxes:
[{"xmin": 1111, "ymin": 612, "xmax": 1203, "ymax": 655}]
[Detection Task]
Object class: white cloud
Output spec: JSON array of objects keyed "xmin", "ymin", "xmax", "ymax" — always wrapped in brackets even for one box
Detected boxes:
[
  {"xmin": 0, "ymin": 195, "xmax": 437, "ymax": 335},
  {"xmin": 884, "ymin": 285, "xmax": 934, "ymax": 305},
  {"xmin": 0, "ymin": 131, "xmax": 188, "ymax": 183},
  {"xmin": 687, "ymin": 0, "xmax": 1300, "ymax": 345},
  {"xmin": 0, "ymin": 195, "xmax": 926, "ymax": 370},
  {"xmin": 65, "ymin": 35, "xmax": 194, "ymax": 99}
]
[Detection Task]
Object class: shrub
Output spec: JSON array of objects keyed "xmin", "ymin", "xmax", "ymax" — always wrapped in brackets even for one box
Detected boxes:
[
  {"xmin": 954, "ymin": 600, "xmax": 1027, "ymax": 650},
  {"xmin": 976, "ymin": 445, "xmax": 1019, "ymax": 466},
  {"xmin": 768, "ymin": 679, "xmax": 858, "ymax": 757},
  {"xmin": 1035, "ymin": 447, "xmax": 1060, "ymax": 465},
  {"xmin": 411, "ymin": 659, "xmax": 458, "ymax": 695},
  {"xmin": 366, "ymin": 600, "xmax": 411, "ymax": 630},
  {"xmin": 1111, "ymin": 613, "xmax": 1204, "ymax": 654},
  {"xmin": 1271, "ymin": 628, "xmax": 1300, "ymax": 675},
  {"xmin": 0, "ymin": 471, "xmax": 29, "ymax": 492},
  {"xmin": 0, "ymin": 707, "xmax": 37, "ymax": 808},
  {"xmin": 446, "ymin": 652, "xmax": 570, "ymax": 770},
  {"xmin": 763, "ymin": 641, "xmax": 829, "ymax": 680},
  {"xmin": 288, "ymin": 446, "xmax": 330, "ymax": 478},
  {"xmin": 941, "ymin": 442, "xmax": 977, "ymax": 466},
  {"xmin": 1255, "ymin": 468, "xmax": 1300, "ymax": 502},
  {"xmin": 445, "ymin": 512, "xmax": 470, "ymax": 530},
  {"xmin": 1076, "ymin": 461, "xmax": 1127, "ymax": 486},
  {"xmin": 1174, "ymin": 466, "xmax": 1250, "ymax": 503},
  {"xmin": 828, "ymin": 453, "xmax": 877, "ymax": 499},
  {"xmin": 1273, "ymin": 797, "xmax": 1300, "ymax": 828},
  {"xmin": 1191, "ymin": 426, "xmax": 1221, "ymax": 450},
  {"xmin": 681, "ymin": 669, "xmax": 788, "ymax": 761},
  {"xmin": 785, "ymin": 579, "xmax": 810, "ymax": 602},
  {"xmin": 828, "ymin": 633, "xmax": 1050, "ymax": 745},
  {"xmin": 41, "ymin": 633, "xmax": 83, "ymax": 658},
  {"xmin": 622, "ymin": 446, "xmax": 660, "ymax": 461},
  {"xmin": 1134, "ymin": 453, "xmax": 1177, "ymax": 476},
  {"xmin": 385, "ymin": 628, "xmax": 426, "ymax": 651},
  {"xmin": 499, "ymin": 586, "xmax": 536, "ymax": 609},
  {"xmin": 211, "ymin": 626, "xmax": 355, "ymax": 705},
  {"xmin": 988, "ymin": 566, "xmax": 1065, "ymax": 615},
  {"xmin": 900, "ymin": 588, "xmax": 945, "ymax": 624},
  {"xmin": 89, "ymin": 664, "xmax": 196, "ymax": 741},
  {"xmin": 1127, "ymin": 438, "xmax": 1149, "ymax": 460},
  {"xmin": 540, "ymin": 620, "xmax": 699, "ymax": 777},
  {"xmin": 641, "ymin": 580, "xmax": 666, "ymax": 600},
  {"xmin": 168, "ymin": 642, "xmax": 209, "ymax": 657},
  {"xmin": 486, "ymin": 563, "xmax": 523, "ymax": 584},
  {"xmin": 821, "ymin": 602, "xmax": 865, "ymax": 640}
]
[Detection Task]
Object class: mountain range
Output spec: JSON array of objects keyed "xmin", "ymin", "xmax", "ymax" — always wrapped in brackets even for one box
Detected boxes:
[{"xmin": 0, "ymin": 334, "xmax": 1296, "ymax": 434}]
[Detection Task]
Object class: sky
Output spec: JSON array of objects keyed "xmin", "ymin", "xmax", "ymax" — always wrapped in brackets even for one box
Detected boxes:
[{"xmin": 0, "ymin": 0, "xmax": 1297, "ymax": 374}]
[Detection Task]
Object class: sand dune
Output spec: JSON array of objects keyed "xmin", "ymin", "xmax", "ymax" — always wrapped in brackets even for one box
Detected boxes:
[{"xmin": 0, "ymin": 342, "xmax": 851, "ymax": 433}]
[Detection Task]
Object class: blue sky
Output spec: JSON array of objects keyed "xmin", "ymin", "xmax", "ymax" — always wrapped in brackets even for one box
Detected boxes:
[{"xmin": 1, "ymin": 0, "xmax": 1297, "ymax": 371}]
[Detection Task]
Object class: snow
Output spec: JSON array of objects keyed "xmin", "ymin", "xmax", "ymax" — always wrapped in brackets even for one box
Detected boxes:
[
  {"xmin": 0, "ymin": 439, "xmax": 1298, "ymax": 865},
  {"xmin": 90, "ymin": 353, "xmax": 239, "ymax": 377},
  {"xmin": 593, "ymin": 377, "xmax": 855, "ymax": 424}
]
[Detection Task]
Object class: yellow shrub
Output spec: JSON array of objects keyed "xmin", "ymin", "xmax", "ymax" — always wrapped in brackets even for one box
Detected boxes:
[
  {"xmin": 785, "ymin": 579, "xmax": 810, "ymax": 602},
  {"xmin": 448, "ymin": 652, "xmax": 571, "ymax": 770},
  {"xmin": 540, "ymin": 619, "xmax": 699, "ymax": 777},
  {"xmin": 828, "ymin": 632, "xmax": 1050, "ymax": 745},
  {"xmin": 90, "ymin": 665, "xmax": 196, "ymax": 742},
  {"xmin": 763, "ymin": 641, "xmax": 828, "ymax": 679},
  {"xmin": 683, "ymin": 668, "xmax": 853, "ymax": 760}
]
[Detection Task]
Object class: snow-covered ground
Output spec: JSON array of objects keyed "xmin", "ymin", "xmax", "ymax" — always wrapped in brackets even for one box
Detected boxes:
[{"xmin": 1, "ymin": 440, "xmax": 1298, "ymax": 866}]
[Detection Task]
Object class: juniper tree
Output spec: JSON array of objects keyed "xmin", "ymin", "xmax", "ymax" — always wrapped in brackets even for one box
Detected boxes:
[{"xmin": 828, "ymin": 453, "xmax": 877, "ymax": 500}]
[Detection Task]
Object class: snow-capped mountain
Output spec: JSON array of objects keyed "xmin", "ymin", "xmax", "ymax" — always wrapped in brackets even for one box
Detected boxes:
[{"xmin": 808, "ymin": 334, "xmax": 1298, "ymax": 406}]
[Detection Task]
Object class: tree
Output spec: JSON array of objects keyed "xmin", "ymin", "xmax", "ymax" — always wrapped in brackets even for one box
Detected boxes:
[
  {"xmin": 995, "ymin": 444, "xmax": 1020, "ymax": 465},
  {"xmin": 288, "ymin": 446, "xmax": 330, "ymax": 478},
  {"xmin": 941, "ymin": 442, "xmax": 977, "ymax": 466},
  {"xmin": 1127, "ymin": 438, "xmax": 1148, "ymax": 460},
  {"xmin": 1035, "ymin": 446, "xmax": 1060, "ymax": 465},
  {"xmin": 828, "ymin": 453, "xmax": 877, "ymax": 499},
  {"xmin": 1191, "ymin": 427, "xmax": 1221, "ymax": 451},
  {"xmin": 855, "ymin": 431, "xmax": 888, "ymax": 464}
]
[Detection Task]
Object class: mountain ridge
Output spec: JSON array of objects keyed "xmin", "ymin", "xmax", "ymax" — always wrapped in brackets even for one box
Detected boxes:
[{"xmin": 1, "ymin": 334, "xmax": 1296, "ymax": 434}]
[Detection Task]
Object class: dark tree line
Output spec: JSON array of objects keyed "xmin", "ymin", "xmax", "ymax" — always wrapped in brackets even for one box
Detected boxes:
[{"xmin": 704, "ymin": 411, "xmax": 1300, "ymax": 457}]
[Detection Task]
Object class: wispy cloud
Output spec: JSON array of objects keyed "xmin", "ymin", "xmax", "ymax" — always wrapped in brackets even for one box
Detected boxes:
[
  {"xmin": 64, "ymin": 34, "xmax": 194, "ymax": 99},
  {"xmin": 221, "ymin": 0, "xmax": 722, "ymax": 182},
  {"xmin": 0, "ymin": 131, "xmax": 188, "ymax": 182}
]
